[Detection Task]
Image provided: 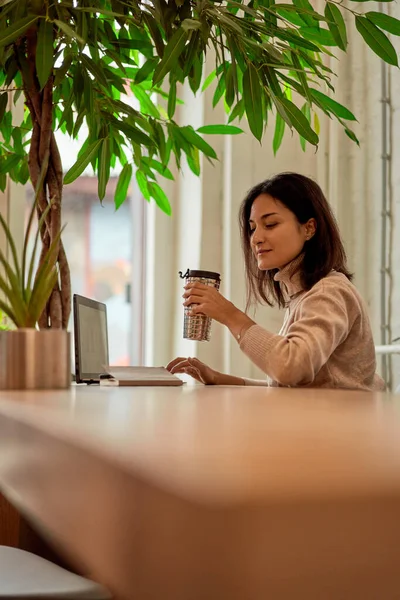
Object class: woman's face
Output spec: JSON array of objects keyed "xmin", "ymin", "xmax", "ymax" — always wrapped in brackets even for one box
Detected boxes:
[{"xmin": 249, "ymin": 194, "xmax": 316, "ymax": 271}]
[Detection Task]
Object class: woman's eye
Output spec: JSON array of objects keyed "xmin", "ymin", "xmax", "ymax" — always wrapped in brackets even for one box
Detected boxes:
[
  {"xmin": 265, "ymin": 223, "xmax": 277, "ymax": 229},
  {"xmin": 249, "ymin": 228, "xmax": 255, "ymax": 235}
]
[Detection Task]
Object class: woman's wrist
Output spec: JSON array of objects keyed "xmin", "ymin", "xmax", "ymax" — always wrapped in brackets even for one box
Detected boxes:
[
  {"xmin": 223, "ymin": 307, "xmax": 255, "ymax": 343},
  {"xmin": 214, "ymin": 371, "xmax": 245, "ymax": 386}
]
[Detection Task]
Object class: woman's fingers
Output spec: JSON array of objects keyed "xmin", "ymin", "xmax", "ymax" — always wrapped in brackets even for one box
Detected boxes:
[
  {"xmin": 166, "ymin": 357, "xmax": 213, "ymax": 384},
  {"xmin": 184, "ymin": 367, "xmax": 204, "ymax": 383},
  {"xmin": 183, "ymin": 295, "xmax": 204, "ymax": 306},
  {"xmin": 166, "ymin": 357, "xmax": 188, "ymax": 372},
  {"xmin": 184, "ymin": 282, "xmax": 208, "ymax": 291},
  {"xmin": 188, "ymin": 357, "xmax": 203, "ymax": 368}
]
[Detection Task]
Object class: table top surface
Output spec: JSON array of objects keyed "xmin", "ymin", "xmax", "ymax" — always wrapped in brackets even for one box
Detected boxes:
[{"xmin": 0, "ymin": 384, "xmax": 399, "ymax": 506}]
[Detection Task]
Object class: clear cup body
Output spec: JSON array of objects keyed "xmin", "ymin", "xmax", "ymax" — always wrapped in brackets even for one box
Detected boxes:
[{"xmin": 183, "ymin": 275, "xmax": 220, "ymax": 341}]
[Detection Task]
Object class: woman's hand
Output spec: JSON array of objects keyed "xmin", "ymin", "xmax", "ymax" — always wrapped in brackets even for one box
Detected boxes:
[
  {"xmin": 183, "ymin": 282, "xmax": 256, "ymax": 338},
  {"xmin": 167, "ymin": 357, "xmax": 246, "ymax": 386},
  {"xmin": 166, "ymin": 356, "xmax": 218, "ymax": 385},
  {"xmin": 183, "ymin": 282, "xmax": 238, "ymax": 325}
]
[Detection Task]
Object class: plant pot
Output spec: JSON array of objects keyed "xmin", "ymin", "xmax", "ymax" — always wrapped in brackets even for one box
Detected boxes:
[{"xmin": 0, "ymin": 329, "xmax": 71, "ymax": 390}]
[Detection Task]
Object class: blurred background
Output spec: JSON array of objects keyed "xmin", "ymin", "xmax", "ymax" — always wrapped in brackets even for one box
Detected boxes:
[{"xmin": 2, "ymin": 2, "xmax": 400, "ymax": 390}]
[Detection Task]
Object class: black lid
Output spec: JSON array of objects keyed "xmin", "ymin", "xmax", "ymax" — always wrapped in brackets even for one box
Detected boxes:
[
  {"xmin": 179, "ymin": 269, "xmax": 220, "ymax": 280},
  {"xmin": 188, "ymin": 270, "xmax": 220, "ymax": 280}
]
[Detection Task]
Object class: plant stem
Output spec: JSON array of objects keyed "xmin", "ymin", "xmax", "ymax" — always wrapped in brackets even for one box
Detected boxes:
[{"xmin": 22, "ymin": 25, "xmax": 71, "ymax": 329}]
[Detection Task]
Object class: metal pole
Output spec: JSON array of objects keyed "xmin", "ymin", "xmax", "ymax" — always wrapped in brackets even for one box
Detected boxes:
[{"xmin": 380, "ymin": 0, "xmax": 390, "ymax": 384}]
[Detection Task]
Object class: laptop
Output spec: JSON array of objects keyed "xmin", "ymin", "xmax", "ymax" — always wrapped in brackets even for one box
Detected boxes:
[
  {"xmin": 73, "ymin": 294, "xmax": 183, "ymax": 386},
  {"xmin": 73, "ymin": 294, "xmax": 109, "ymax": 384}
]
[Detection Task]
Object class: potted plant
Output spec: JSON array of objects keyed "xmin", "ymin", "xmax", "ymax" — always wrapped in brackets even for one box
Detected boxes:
[
  {"xmin": 0, "ymin": 0, "xmax": 399, "ymax": 335},
  {"xmin": 0, "ymin": 158, "xmax": 70, "ymax": 389}
]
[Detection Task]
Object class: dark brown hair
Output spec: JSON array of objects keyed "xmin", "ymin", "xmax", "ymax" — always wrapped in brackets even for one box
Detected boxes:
[{"xmin": 239, "ymin": 172, "xmax": 353, "ymax": 309}]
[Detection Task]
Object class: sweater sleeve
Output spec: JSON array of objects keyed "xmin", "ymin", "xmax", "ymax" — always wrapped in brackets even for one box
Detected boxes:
[{"xmin": 239, "ymin": 281, "xmax": 359, "ymax": 387}]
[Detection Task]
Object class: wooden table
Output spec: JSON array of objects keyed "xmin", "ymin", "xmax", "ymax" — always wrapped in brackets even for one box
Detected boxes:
[{"xmin": 0, "ymin": 385, "xmax": 400, "ymax": 600}]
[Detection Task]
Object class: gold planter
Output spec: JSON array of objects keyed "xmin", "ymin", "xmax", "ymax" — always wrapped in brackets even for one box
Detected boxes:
[{"xmin": 0, "ymin": 329, "xmax": 71, "ymax": 390}]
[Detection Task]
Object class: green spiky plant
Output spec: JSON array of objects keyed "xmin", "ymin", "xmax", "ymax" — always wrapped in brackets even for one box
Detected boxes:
[{"xmin": 0, "ymin": 154, "xmax": 62, "ymax": 328}]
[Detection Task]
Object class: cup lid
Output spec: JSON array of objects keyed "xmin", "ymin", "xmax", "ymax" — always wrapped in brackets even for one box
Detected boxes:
[{"xmin": 188, "ymin": 269, "xmax": 220, "ymax": 280}]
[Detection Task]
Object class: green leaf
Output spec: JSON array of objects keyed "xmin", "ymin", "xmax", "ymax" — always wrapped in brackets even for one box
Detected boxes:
[
  {"xmin": 300, "ymin": 103, "xmax": 311, "ymax": 151},
  {"xmin": 0, "ymin": 15, "xmax": 39, "ymax": 48},
  {"xmin": 325, "ymin": 3, "xmax": 347, "ymax": 51},
  {"xmin": 355, "ymin": 16, "xmax": 398, "ymax": 66},
  {"xmin": 201, "ymin": 70, "xmax": 217, "ymax": 92},
  {"xmin": 112, "ymin": 119, "xmax": 154, "ymax": 148},
  {"xmin": 273, "ymin": 27, "xmax": 321, "ymax": 51},
  {"xmin": 189, "ymin": 55, "xmax": 203, "ymax": 94},
  {"xmin": 98, "ymin": 137, "xmax": 110, "ymax": 201},
  {"xmin": 291, "ymin": 52, "xmax": 312, "ymax": 104},
  {"xmin": 183, "ymin": 30, "xmax": 200, "ymax": 78},
  {"xmin": 181, "ymin": 19, "xmax": 202, "ymax": 31},
  {"xmin": 115, "ymin": 163, "xmax": 132, "ymax": 210},
  {"xmin": 243, "ymin": 63, "xmax": 263, "ymax": 142},
  {"xmin": 272, "ymin": 113, "xmax": 285, "ymax": 155},
  {"xmin": 132, "ymin": 86, "xmax": 160, "ymax": 118},
  {"xmin": 36, "ymin": 19, "xmax": 54, "ymax": 89},
  {"xmin": 310, "ymin": 88, "xmax": 357, "ymax": 121},
  {"xmin": 168, "ymin": 78, "xmax": 177, "ymax": 119},
  {"xmin": 143, "ymin": 13, "xmax": 164, "ymax": 58},
  {"xmin": 19, "ymin": 160, "xmax": 29, "ymax": 184},
  {"xmin": 228, "ymin": 99, "xmax": 245, "ymax": 123},
  {"xmin": 186, "ymin": 147, "xmax": 201, "ymax": 176},
  {"xmin": 197, "ymin": 124, "xmax": 243, "ymax": 135},
  {"xmin": 29, "ymin": 227, "xmax": 63, "ymax": 327},
  {"xmin": 148, "ymin": 181, "xmax": 172, "ymax": 216},
  {"xmin": 292, "ymin": 0, "xmax": 319, "ymax": 27},
  {"xmin": 0, "ymin": 211, "xmax": 20, "ymax": 280},
  {"xmin": 153, "ymin": 28, "xmax": 188, "ymax": 85},
  {"xmin": 135, "ymin": 58, "xmax": 158, "ymax": 84},
  {"xmin": 136, "ymin": 169, "xmax": 150, "ymax": 200},
  {"xmin": 54, "ymin": 19, "xmax": 85, "ymax": 44},
  {"xmin": 224, "ymin": 64, "xmax": 235, "ymax": 108},
  {"xmin": 344, "ymin": 127, "xmax": 360, "ymax": 146},
  {"xmin": 1, "ymin": 111, "xmax": 12, "ymax": 143},
  {"xmin": 0, "ymin": 154, "xmax": 21, "ymax": 175},
  {"xmin": 179, "ymin": 126, "xmax": 218, "ymax": 159},
  {"xmin": 366, "ymin": 12, "xmax": 400, "ymax": 36},
  {"xmin": 63, "ymin": 139, "xmax": 102, "ymax": 184},
  {"xmin": 23, "ymin": 154, "xmax": 49, "ymax": 299},
  {"xmin": 299, "ymin": 26, "xmax": 337, "ymax": 46},
  {"xmin": 276, "ymin": 97, "xmax": 318, "ymax": 145},
  {"xmin": 212, "ymin": 76, "xmax": 226, "ymax": 107},
  {"xmin": 314, "ymin": 111, "xmax": 320, "ymax": 136},
  {"xmin": 81, "ymin": 54, "xmax": 109, "ymax": 88},
  {"xmin": 0, "ymin": 93, "xmax": 8, "ymax": 123},
  {"xmin": 275, "ymin": 7, "xmax": 305, "ymax": 27},
  {"xmin": 143, "ymin": 158, "xmax": 174, "ymax": 180}
]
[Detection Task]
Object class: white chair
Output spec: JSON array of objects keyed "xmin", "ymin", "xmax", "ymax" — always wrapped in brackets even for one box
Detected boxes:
[{"xmin": 0, "ymin": 545, "xmax": 111, "ymax": 599}]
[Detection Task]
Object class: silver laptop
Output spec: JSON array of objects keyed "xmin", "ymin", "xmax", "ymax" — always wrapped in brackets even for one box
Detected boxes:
[
  {"xmin": 73, "ymin": 294, "xmax": 109, "ymax": 384},
  {"xmin": 73, "ymin": 294, "xmax": 183, "ymax": 386}
]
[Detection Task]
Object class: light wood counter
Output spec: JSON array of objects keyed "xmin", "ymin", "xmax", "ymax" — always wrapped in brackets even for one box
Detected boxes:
[{"xmin": 0, "ymin": 385, "xmax": 399, "ymax": 599}]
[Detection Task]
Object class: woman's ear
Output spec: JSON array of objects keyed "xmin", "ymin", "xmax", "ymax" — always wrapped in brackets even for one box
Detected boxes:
[{"xmin": 304, "ymin": 218, "xmax": 317, "ymax": 241}]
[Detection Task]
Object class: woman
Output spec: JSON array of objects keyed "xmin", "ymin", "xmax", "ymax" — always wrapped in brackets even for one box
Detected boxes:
[{"xmin": 167, "ymin": 172, "xmax": 385, "ymax": 390}]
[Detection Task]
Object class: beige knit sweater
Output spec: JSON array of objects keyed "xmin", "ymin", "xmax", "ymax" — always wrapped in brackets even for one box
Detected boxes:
[{"xmin": 240, "ymin": 258, "xmax": 385, "ymax": 391}]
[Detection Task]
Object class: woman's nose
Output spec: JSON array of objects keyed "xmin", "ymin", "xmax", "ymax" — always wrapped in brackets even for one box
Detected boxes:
[{"xmin": 252, "ymin": 228, "xmax": 264, "ymax": 245}]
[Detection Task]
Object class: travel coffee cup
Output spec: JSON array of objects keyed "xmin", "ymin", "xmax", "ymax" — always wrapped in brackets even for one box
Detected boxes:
[{"xmin": 179, "ymin": 269, "xmax": 221, "ymax": 341}]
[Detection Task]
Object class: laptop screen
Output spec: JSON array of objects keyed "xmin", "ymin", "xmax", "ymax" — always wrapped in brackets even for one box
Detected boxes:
[{"xmin": 73, "ymin": 294, "xmax": 109, "ymax": 383}]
